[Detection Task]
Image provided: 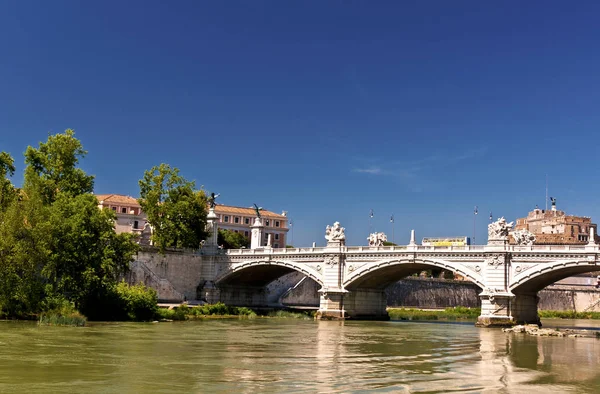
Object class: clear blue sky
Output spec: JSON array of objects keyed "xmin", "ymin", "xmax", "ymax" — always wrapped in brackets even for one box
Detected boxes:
[{"xmin": 1, "ymin": 1, "xmax": 599, "ymax": 246}]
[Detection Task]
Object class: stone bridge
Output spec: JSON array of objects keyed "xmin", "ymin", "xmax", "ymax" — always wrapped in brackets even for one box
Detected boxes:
[
  {"xmin": 196, "ymin": 213, "xmax": 600, "ymax": 326},
  {"xmin": 201, "ymin": 241, "xmax": 599, "ymax": 326}
]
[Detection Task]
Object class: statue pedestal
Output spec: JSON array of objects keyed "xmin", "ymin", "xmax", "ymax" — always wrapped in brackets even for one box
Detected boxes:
[{"xmin": 250, "ymin": 218, "xmax": 264, "ymax": 249}]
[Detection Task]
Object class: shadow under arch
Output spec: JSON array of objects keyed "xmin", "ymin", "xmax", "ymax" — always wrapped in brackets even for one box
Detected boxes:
[
  {"xmin": 215, "ymin": 260, "xmax": 324, "ymax": 288},
  {"xmin": 343, "ymin": 258, "xmax": 485, "ymax": 290},
  {"xmin": 510, "ymin": 259, "xmax": 599, "ymax": 294}
]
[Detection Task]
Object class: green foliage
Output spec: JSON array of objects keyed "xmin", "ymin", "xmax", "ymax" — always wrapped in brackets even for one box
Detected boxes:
[
  {"xmin": 382, "ymin": 241, "xmax": 398, "ymax": 246},
  {"xmin": 266, "ymin": 310, "xmax": 314, "ymax": 319},
  {"xmin": 0, "ymin": 151, "xmax": 17, "ymax": 212},
  {"xmin": 538, "ymin": 310, "xmax": 600, "ymax": 320},
  {"xmin": 138, "ymin": 164, "xmax": 208, "ymax": 252},
  {"xmin": 0, "ymin": 130, "xmax": 140, "ymax": 321},
  {"xmin": 387, "ymin": 307, "xmax": 481, "ymax": 321},
  {"xmin": 156, "ymin": 303, "xmax": 258, "ymax": 320},
  {"xmin": 285, "ymin": 245, "xmax": 294, "ymax": 248},
  {"xmin": 218, "ymin": 229, "xmax": 250, "ymax": 249},
  {"xmin": 42, "ymin": 193, "xmax": 139, "ymax": 312},
  {"xmin": 39, "ymin": 297, "xmax": 86, "ymax": 326},
  {"xmin": 24, "ymin": 129, "xmax": 94, "ymax": 204},
  {"xmin": 113, "ymin": 282, "xmax": 159, "ymax": 321}
]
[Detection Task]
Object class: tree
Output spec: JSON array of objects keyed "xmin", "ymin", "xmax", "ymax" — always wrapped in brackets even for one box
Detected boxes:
[
  {"xmin": 24, "ymin": 129, "xmax": 94, "ymax": 204},
  {"xmin": 0, "ymin": 130, "xmax": 139, "ymax": 319},
  {"xmin": 0, "ymin": 151, "xmax": 16, "ymax": 212},
  {"xmin": 218, "ymin": 229, "xmax": 250, "ymax": 249},
  {"xmin": 138, "ymin": 163, "xmax": 208, "ymax": 252}
]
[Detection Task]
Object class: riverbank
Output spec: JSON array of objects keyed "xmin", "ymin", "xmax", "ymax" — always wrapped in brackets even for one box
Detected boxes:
[{"xmin": 387, "ymin": 307, "xmax": 480, "ymax": 321}]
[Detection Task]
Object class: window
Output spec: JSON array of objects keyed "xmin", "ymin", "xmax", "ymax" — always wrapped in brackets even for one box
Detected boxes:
[
  {"xmin": 111, "ymin": 206, "xmax": 117, "ymax": 211},
  {"xmin": 265, "ymin": 220, "xmax": 270, "ymax": 226},
  {"xmin": 275, "ymin": 221, "xmax": 280, "ymax": 227},
  {"xmin": 275, "ymin": 234, "xmax": 279, "ymax": 240},
  {"xmin": 245, "ymin": 218, "xmax": 250, "ymax": 225},
  {"xmin": 121, "ymin": 207, "xmax": 127, "ymax": 214},
  {"xmin": 224, "ymin": 216, "xmax": 229, "ymax": 223},
  {"xmin": 274, "ymin": 243, "xmax": 279, "ymax": 248},
  {"xmin": 133, "ymin": 220, "xmax": 139, "ymax": 229},
  {"xmin": 244, "ymin": 231, "xmax": 249, "ymax": 237},
  {"xmin": 234, "ymin": 217, "xmax": 239, "ymax": 224}
]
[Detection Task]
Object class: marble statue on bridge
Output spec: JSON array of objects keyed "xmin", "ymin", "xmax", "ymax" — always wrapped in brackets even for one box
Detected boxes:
[
  {"xmin": 368, "ymin": 232, "xmax": 387, "ymax": 247},
  {"xmin": 488, "ymin": 217, "xmax": 514, "ymax": 240},
  {"xmin": 325, "ymin": 221, "xmax": 346, "ymax": 243},
  {"xmin": 511, "ymin": 228, "xmax": 536, "ymax": 246}
]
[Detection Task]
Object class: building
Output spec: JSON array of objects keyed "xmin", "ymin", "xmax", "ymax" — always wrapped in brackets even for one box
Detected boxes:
[
  {"xmin": 214, "ymin": 204, "xmax": 289, "ymax": 248},
  {"xmin": 514, "ymin": 204, "xmax": 598, "ymax": 245},
  {"xmin": 96, "ymin": 194, "xmax": 147, "ymax": 235},
  {"xmin": 96, "ymin": 194, "xmax": 289, "ymax": 248}
]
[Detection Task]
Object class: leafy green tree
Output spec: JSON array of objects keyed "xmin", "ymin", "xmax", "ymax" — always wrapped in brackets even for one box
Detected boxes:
[
  {"xmin": 218, "ymin": 229, "xmax": 250, "ymax": 249},
  {"xmin": 42, "ymin": 193, "xmax": 139, "ymax": 314},
  {"xmin": 0, "ymin": 130, "xmax": 140, "ymax": 320},
  {"xmin": 24, "ymin": 129, "xmax": 94, "ymax": 204},
  {"xmin": 0, "ymin": 151, "xmax": 16, "ymax": 212},
  {"xmin": 138, "ymin": 163, "xmax": 208, "ymax": 252}
]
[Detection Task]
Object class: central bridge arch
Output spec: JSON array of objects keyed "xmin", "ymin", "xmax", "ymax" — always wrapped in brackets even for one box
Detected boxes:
[{"xmin": 344, "ymin": 258, "xmax": 485, "ymax": 290}]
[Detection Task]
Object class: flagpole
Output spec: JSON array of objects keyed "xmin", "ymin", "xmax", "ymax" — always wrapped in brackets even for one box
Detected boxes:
[{"xmin": 369, "ymin": 209, "xmax": 373, "ymax": 235}]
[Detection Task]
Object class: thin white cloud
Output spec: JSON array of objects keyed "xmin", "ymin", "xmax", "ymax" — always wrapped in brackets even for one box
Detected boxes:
[
  {"xmin": 352, "ymin": 146, "xmax": 488, "ymax": 191},
  {"xmin": 353, "ymin": 166, "xmax": 383, "ymax": 175}
]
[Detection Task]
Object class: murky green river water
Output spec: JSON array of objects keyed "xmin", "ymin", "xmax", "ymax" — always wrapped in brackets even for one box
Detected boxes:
[{"xmin": 1, "ymin": 318, "xmax": 600, "ymax": 393}]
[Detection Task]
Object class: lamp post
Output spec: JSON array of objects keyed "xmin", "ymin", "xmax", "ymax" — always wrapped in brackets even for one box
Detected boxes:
[
  {"xmin": 473, "ymin": 206, "xmax": 478, "ymax": 245},
  {"xmin": 390, "ymin": 214, "xmax": 395, "ymax": 244}
]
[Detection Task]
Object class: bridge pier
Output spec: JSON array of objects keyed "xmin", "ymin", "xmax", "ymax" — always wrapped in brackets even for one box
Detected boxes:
[
  {"xmin": 316, "ymin": 289, "xmax": 388, "ymax": 320},
  {"xmin": 476, "ymin": 291, "xmax": 541, "ymax": 327},
  {"xmin": 511, "ymin": 292, "xmax": 541, "ymax": 326}
]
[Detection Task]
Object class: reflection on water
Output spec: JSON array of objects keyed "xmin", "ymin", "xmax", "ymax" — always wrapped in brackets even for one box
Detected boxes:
[{"xmin": 1, "ymin": 319, "xmax": 600, "ymax": 393}]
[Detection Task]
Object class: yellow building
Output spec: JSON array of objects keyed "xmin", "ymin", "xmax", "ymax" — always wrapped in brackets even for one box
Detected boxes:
[{"xmin": 214, "ymin": 205, "xmax": 289, "ymax": 248}]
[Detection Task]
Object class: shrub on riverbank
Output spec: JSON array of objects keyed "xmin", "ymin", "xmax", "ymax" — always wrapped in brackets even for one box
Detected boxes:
[
  {"xmin": 156, "ymin": 302, "xmax": 258, "ymax": 321},
  {"xmin": 388, "ymin": 307, "xmax": 481, "ymax": 321},
  {"xmin": 39, "ymin": 298, "xmax": 86, "ymax": 327},
  {"xmin": 538, "ymin": 310, "xmax": 600, "ymax": 320}
]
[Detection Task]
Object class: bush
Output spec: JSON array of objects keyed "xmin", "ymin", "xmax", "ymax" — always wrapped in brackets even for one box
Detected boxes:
[
  {"xmin": 39, "ymin": 297, "xmax": 86, "ymax": 326},
  {"xmin": 114, "ymin": 282, "xmax": 159, "ymax": 321}
]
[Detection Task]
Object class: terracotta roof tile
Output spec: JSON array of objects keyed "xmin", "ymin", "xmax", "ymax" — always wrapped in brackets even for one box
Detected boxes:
[
  {"xmin": 214, "ymin": 204, "xmax": 286, "ymax": 219},
  {"xmin": 95, "ymin": 194, "xmax": 141, "ymax": 206}
]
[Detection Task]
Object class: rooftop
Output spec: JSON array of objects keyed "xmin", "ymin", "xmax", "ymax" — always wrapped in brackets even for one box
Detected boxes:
[
  {"xmin": 214, "ymin": 204, "xmax": 287, "ymax": 219},
  {"xmin": 95, "ymin": 194, "xmax": 140, "ymax": 206}
]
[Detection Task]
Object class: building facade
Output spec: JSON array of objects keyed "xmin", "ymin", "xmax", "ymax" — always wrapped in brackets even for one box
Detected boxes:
[
  {"xmin": 96, "ymin": 194, "xmax": 147, "ymax": 235},
  {"xmin": 214, "ymin": 205, "xmax": 289, "ymax": 248},
  {"xmin": 514, "ymin": 205, "xmax": 598, "ymax": 245}
]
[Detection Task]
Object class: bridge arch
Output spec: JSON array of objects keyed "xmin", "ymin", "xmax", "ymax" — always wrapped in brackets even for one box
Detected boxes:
[
  {"xmin": 510, "ymin": 259, "xmax": 598, "ymax": 293},
  {"xmin": 344, "ymin": 258, "xmax": 485, "ymax": 290},
  {"xmin": 215, "ymin": 260, "xmax": 324, "ymax": 287}
]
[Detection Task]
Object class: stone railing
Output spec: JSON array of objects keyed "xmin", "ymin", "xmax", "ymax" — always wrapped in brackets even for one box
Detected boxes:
[{"xmin": 225, "ymin": 243, "xmax": 598, "ymax": 255}]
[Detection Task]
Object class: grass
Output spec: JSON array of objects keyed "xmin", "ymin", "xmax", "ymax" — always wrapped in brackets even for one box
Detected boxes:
[
  {"xmin": 538, "ymin": 310, "xmax": 600, "ymax": 320},
  {"xmin": 156, "ymin": 303, "xmax": 316, "ymax": 321},
  {"xmin": 388, "ymin": 307, "xmax": 481, "ymax": 321},
  {"xmin": 156, "ymin": 303, "xmax": 258, "ymax": 321},
  {"xmin": 39, "ymin": 312, "xmax": 87, "ymax": 327}
]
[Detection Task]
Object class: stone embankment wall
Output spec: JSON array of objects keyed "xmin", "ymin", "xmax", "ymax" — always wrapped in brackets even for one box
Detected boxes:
[
  {"xmin": 128, "ymin": 248, "xmax": 203, "ymax": 302},
  {"xmin": 538, "ymin": 287, "xmax": 600, "ymax": 312}
]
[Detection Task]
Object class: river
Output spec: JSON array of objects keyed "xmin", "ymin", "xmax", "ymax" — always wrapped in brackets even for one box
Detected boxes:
[{"xmin": 1, "ymin": 318, "xmax": 600, "ymax": 393}]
